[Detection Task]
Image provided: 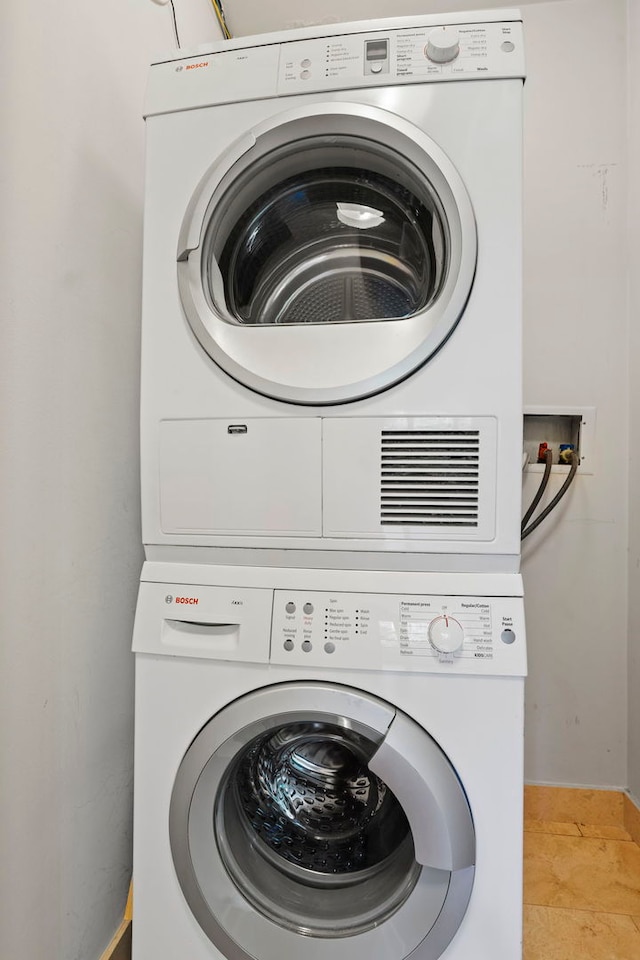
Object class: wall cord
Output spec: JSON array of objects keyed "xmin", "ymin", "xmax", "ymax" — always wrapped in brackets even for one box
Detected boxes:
[
  {"xmin": 210, "ymin": 0, "xmax": 232, "ymax": 38},
  {"xmin": 168, "ymin": 0, "xmax": 181, "ymax": 48}
]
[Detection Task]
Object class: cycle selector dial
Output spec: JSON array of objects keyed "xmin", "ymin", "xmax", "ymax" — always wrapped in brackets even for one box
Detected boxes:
[
  {"xmin": 425, "ymin": 26, "xmax": 460, "ymax": 64},
  {"xmin": 428, "ymin": 615, "xmax": 464, "ymax": 655}
]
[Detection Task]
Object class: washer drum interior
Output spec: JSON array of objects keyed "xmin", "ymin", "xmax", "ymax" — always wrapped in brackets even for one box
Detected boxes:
[{"xmin": 169, "ymin": 683, "xmax": 476, "ymax": 960}]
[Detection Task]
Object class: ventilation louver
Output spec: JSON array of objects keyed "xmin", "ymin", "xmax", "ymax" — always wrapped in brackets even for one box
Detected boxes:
[{"xmin": 380, "ymin": 430, "xmax": 480, "ymax": 527}]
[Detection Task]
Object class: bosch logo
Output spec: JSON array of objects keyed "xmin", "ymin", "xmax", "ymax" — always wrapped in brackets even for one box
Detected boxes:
[
  {"xmin": 165, "ymin": 595, "xmax": 173, "ymax": 604},
  {"xmin": 186, "ymin": 61, "xmax": 209, "ymax": 70},
  {"xmin": 175, "ymin": 596, "xmax": 199, "ymax": 605}
]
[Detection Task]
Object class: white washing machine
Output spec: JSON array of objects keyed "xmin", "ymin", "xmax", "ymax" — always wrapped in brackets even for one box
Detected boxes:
[
  {"xmin": 132, "ymin": 562, "xmax": 526, "ymax": 960},
  {"xmin": 140, "ymin": 11, "xmax": 525, "ymax": 572}
]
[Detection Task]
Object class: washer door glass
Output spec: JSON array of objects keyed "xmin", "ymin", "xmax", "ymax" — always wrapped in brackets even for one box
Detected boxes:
[
  {"xmin": 169, "ymin": 683, "xmax": 475, "ymax": 960},
  {"xmin": 205, "ymin": 139, "xmax": 448, "ymax": 326},
  {"xmin": 176, "ymin": 105, "xmax": 477, "ymax": 405},
  {"xmin": 219, "ymin": 719, "xmax": 419, "ymax": 936}
]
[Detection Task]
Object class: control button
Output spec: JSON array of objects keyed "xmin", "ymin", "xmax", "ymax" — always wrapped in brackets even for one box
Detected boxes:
[
  {"xmin": 285, "ymin": 602, "xmax": 296, "ymax": 614},
  {"xmin": 300, "ymin": 69, "xmax": 311, "ymax": 80},
  {"xmin": 303, "ymin": 602, "xmax": 314, "ymax": 615},
  {"xmin": 301, "ymin": 58, "xmax": 311, "ymax": 68},
  {"xmin": 425, "ymin": 26, "xmax": 460, "ymax": 64},
  {"xmin": 324, "ymin": 642, "xmax": 336, "ymax": 654},
  {"xmin": 501, "ymin": 629, "xmax": 516, "ymax": 645},
  {"xmin": 283, "ymin": 639, "xmax": 294, "ymax": 652},
  {"xmin": 370, "ymin": 62, "xmax": 383, "ymax": 74},
  {"xmin": 501, "ymin": 41, "xmax": 515, "ymax": 53},
  {"xmin": 428, "ymin": 615, "xmax": 464, "ymax": 655},
  {"xmin": 302, "ymin": 640, "xmax": 312, "ymax": 653}
]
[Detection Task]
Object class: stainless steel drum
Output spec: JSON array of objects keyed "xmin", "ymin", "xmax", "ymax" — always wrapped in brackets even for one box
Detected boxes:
[
  {"xmin": 216, "ymin": 718, "xmax": 420, "ymax": 936},
  {"xmin": 210, "ymin": 161, "xmax": 447, "ymax": 326},
  {"xmin": 232, "ymin": 721, "xmax": 412, "ymax": 884}
]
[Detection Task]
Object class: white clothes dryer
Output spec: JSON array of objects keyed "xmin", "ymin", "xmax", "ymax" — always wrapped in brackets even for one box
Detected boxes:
[
  {"xmin": 132, "ymin": 561, "xmax": 526, "ymax": 960},
  {"xmin": 140, "ymin": 12, "xmax": 525, "ymax": 571}
]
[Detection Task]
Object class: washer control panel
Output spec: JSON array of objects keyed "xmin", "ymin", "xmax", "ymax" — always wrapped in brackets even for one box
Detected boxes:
[{"xmin": 271, "ymin": 591, "xmax": 526, "ymax": 676}]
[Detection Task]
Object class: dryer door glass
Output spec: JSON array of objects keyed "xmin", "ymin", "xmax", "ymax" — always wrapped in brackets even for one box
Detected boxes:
[
  {"xmin": 202, "ymin": 138, "xmax": 448, "ymax": 325},
  {"xmin": 176, "ymin": 106, "xmax": 477, "ymax": 404},
  {"xmin": 169, "ymin": 683, "xmax": 475, "ymax": 960}
]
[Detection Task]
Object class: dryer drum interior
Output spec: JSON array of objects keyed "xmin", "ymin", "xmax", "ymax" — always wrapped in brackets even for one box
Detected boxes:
[
  {"xmin": 202, "ymin": 136, "xmax": 450, "ymax": 326},
  {"xmin": 176, "ymin": 108, "xmax": 477, "ymax": 403}
]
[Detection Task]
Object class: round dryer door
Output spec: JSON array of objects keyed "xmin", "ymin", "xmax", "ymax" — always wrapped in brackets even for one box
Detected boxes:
[
  {"xmin": 177, "ymin": 103, "xmax": 477, "ymax": 404},
  {"xmin": 169, "ymin": 682, "xmax": 475, "ymax": 960}
]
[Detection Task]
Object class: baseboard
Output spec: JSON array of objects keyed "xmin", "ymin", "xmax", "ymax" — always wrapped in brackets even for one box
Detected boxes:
[
  {"xmin": 99, "ymin": 920, "xmax": 131, "ymax": 960},
  {"xmin": 624, "ymin": 791, "xmax": 640, "ymax": 845},
  {"xmin": 99, "ymin": 884, "xmax": 133, "ymax": 960}
]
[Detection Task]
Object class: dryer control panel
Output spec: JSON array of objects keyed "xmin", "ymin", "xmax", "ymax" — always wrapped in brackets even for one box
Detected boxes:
[
  {"xmin": 277, "ymin": 21, "xmax": 524, "ymax": 95},
  {"xmin": 271, "ymin": 590, "xmax": 526, "ymax": 677},
  {"xmin": 145, "ymin": 16, "xmax": 524, "ymax": 117}
]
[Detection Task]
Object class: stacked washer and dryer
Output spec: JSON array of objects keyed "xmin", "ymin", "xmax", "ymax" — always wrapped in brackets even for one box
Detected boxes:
[{"xmin": 132, "ymin": 10, "xmax": 526, "ymax": 960}]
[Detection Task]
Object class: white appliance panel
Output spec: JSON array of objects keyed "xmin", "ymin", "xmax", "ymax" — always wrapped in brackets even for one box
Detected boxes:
[
  {"xmin": 144, "ymin": 17, "xmax": 524, "ymax": 115},
  {"xmin": 140, "ymin": 15, "xmax": 523, "ymax": 569},
  {"xmin": 159, "ymin": 417, "xmax": 322, "ymax": 536},
  {"xmin": 133, "ymin": 566, "xmax": 526, "ymax": 678},
  {"xmin": 132, "ymin": 562, "xmax": 526, "ymax": 960}
]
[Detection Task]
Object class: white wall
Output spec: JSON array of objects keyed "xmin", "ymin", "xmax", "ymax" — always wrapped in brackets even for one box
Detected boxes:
[
  {"xmin": 520, "ymin": 0, "xmax": 628, "ymax": 788},
  {"xmin": 0, "ymin": 2, "xmax": 216, "ymax": 958},
  {"xmin": 224, "ymin": 0, "xmax": 560, "ymax": 37},
  {"xmin": 627, "ymin": 0, "xmax": 640, "ymax": 802}
]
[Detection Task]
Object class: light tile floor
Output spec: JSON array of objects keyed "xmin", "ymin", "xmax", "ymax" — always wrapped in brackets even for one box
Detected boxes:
[{"xmin": 523, "ymin": 790, "xmax": 640, "ymax": 959}]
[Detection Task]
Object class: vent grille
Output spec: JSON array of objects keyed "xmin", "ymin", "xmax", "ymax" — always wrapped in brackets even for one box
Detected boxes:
[{"xmin": 380, "ymin": 430, "xmax": 480, "ymax": 527}]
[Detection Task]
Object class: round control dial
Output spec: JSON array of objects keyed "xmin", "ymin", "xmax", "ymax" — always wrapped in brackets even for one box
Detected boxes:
[
  {"xmin": 425, "ymin": 26, "xmax": 460, "ymax": 64},
  {"xmin": 428, "ymin": 615, "xmax": 464, "ymax": 655}
]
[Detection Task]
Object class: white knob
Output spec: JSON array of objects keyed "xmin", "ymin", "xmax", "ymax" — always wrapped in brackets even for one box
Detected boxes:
[
  {"xmin": 428, "ymin": 615, "xmax": 464, "ymax": 655},
  {"xmin": 426, "ymin": 27, "xmax": 460, "ymax": 64}
]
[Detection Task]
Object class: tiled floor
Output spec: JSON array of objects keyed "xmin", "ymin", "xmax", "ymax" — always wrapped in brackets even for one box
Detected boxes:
[{"xmin": 523, "ymin": 787, "xmax": 640, "ymax": 959}]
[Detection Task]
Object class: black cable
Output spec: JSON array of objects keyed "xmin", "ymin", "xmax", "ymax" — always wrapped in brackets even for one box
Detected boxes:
[
  {"xmin": 521, "ymin": 448, "xmax": 553, "ymax": 532},
  {"xmin": 521, "ymin": 450, "xmax": 579, "ymax": 541},
  {"xmin": 169, "ymin": 0, "xmax": 181, "ymax": 48}
]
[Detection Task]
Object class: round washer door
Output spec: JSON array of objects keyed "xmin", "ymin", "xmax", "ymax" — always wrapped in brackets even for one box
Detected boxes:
[
  {"xmin": 177, "ymin": 103, "xmax": 477, "ymax": 405},
  {"xmin": 169, "ymin": 682, "xmax": 475, "ymax": 960}
]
